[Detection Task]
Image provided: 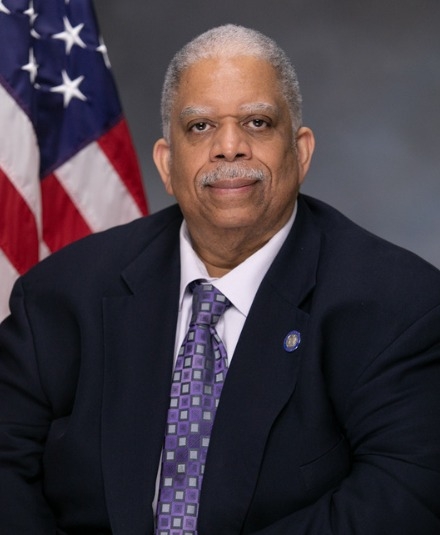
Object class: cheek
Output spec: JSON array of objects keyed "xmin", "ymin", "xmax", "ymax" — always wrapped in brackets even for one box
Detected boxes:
[
  {"xmin": 169, "ymin": 149, "xmax": 206, "ymax": 193},
  {"xmin": 269, "ymin": 158, "xmax": 301, "ymax": 201},
  {"xmin": 167, "ymin": 160, "xmax": 198, "ymax": 203},
  {"xmin": 269, "ymin": 152, "xmax": 297, "ymax": 183}
]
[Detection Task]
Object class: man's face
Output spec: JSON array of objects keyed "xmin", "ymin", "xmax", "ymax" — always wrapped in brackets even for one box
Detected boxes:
[{"xmin": 154, "ymin": 55, "xmax": 314, "ymax": 246}]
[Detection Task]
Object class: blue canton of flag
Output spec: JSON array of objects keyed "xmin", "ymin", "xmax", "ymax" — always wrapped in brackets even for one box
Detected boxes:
[
  {"xmin": 0, "ymin": 0, "xmax": 148, "ymax": 322},
  {"xmin": 1, "ymin": 0, "xmax": 124, "ymax": 176}
]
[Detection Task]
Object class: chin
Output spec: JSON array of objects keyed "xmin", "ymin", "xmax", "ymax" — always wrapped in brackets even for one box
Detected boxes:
[{"xmin": 208, "ymin": 210, "xmax": 259, "ymax": 229}]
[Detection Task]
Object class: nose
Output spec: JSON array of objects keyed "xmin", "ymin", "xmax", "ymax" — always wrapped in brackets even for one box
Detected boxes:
[{"xmin": 209, "ymin": 123, "xmax": 251, "ymax": 162}]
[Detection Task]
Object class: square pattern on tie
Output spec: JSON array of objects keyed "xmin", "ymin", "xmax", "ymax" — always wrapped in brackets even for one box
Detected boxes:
[{"xmin": 156, "ymin": 283, "xmax": 231, "ymax": 534}]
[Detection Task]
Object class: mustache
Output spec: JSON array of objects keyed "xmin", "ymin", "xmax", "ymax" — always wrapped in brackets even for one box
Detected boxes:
[{"xmin": 199, "ymin": 163, "xmax": 268, "ymax": 186}]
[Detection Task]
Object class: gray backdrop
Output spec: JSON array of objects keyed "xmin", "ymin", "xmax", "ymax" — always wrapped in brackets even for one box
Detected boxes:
[{"xmin": 94, "ymin": 0, "xmax": 440, "ymax": 268}]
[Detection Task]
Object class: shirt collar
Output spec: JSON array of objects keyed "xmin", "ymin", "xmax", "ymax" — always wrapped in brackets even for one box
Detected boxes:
[{"xmin": 178, "ymin": 202, "xmax": 297, "ymax": 316}]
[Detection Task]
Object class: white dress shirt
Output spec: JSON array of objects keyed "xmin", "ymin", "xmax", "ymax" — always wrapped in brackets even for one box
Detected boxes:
[{"xmin": 175, "ymin": 202, "xmax": 297, "ymax": 364}]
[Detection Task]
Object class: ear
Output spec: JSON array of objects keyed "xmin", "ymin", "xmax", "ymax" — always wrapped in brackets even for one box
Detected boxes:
[
  {"xmin": 153, "ymin": 138, "xmax": 174, "ymax": 195},
  {"xmin": 295, "ymin": 127, "xmax": 315, "ymax": 185}
]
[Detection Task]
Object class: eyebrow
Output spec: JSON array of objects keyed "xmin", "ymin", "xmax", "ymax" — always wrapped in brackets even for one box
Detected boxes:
[
  {"xmin": 179, "ymin": 102, "xmax": 279, "ymax": 120},
  {"xmin": 179, "ymin": 106, "xmax": 214, "ymax": 120},
  {"xmin": 238, "ymin": 103, "xmax": 279, "ymax": 116}
]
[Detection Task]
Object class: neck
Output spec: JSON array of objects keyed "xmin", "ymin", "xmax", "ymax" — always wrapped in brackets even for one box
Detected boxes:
[
  {"xmin": 185, "ymin": 203, "xmax": 296, "ymax": 277},
  {"xmin": 189, "ymin": 226, "xmax": 275, "ymax": 278}
]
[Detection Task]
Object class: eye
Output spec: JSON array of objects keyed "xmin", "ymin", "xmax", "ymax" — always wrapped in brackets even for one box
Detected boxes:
[
  {"xmin": 190, "ymin": 121, "xmax": 211, "ymax": 132},
  {"xmin": 247, "ymin": 118, "xmax": 270, "ymax": 129}
]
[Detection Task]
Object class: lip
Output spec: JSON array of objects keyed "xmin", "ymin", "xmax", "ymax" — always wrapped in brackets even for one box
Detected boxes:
[{"xmin": 207, "ymin": 178, "xmax": 259, "ymax": 190}]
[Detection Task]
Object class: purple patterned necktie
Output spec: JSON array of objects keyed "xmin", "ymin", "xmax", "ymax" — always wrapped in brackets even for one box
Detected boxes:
[{"xmin": 156, "ymin": 282, "xmax": 231, "ymax": 535}]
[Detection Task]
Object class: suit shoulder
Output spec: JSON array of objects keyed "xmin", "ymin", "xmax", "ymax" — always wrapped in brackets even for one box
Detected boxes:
[
  {"xmin": 20, "ymin": 204, "xmax": 183, "ymax": 292},
  {"xmin": 299, "ymin": 194, "xmax": 440, "ymax": 304},
  {"xmin": 302, "ymin": 194, "xmax": 439, "ymax": 271}
]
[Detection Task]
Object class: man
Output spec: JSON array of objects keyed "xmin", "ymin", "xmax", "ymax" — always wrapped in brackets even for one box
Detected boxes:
[{"xmin": 1, "ymin": 24, "xmax": 440, "ymax": 534}]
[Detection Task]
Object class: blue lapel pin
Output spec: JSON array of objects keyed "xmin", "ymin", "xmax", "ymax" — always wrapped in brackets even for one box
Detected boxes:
[{"xmin": 283, "ymin": 330, "xmax": 301, "ymax": 352}]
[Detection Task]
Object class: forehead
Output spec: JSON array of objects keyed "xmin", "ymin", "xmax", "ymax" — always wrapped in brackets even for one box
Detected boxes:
[{"xmin": 173, "ymin": 55, "xmax": 286, "ymax": 114}]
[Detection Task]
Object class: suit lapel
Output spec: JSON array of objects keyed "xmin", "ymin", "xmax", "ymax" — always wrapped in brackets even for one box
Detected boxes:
[
  {"xmin": 101, "ymin": 218, "xmax": 181, "ymax": 535},
  {"xmin": 198, "ymin": 197, "xmax": 322, "ymax": 534}
]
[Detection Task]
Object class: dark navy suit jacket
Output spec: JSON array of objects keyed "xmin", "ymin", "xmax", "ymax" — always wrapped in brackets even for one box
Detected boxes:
[{"xmin": 1, "ymin": 194, "xmax": 440, "ymax": 534}]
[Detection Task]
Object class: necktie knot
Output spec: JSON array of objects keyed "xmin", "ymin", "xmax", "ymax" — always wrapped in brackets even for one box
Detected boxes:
[{"xmin": 190, "ymin": 282, "xmax": 231, "ymax": 327}]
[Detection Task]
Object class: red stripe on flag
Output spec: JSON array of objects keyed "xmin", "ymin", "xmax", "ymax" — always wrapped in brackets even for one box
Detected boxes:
[
  {"xmin": 98, "ymin": 118, "xmax": 149, "ymax": 215},
  {"xmin": 42, "ymin": 173, "xmax": 92, "ymax": 253},
  {"xmin": 0, "ymin": 167, "xmax": 39, "ymax": 274}
]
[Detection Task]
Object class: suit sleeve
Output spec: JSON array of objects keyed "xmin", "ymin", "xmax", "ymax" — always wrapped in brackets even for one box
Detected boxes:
[
  {"xmin": 0, "ymin": 280, "xmax": 57, "ymax": 533},
  {"xmin": 251, "ymin": 303, "xmax": 440, "ymax": 535}
]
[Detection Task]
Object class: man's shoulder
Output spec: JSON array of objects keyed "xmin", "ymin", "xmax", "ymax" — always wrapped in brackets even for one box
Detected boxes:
[
  {"xmin": 299, "ymin": 194, "xmax": 440, "ymax": 306},
  {"xmin": 301, "ymin": 194, "xmax": 439, "ymax": 272},
  {"xmin": 20, "ymin": 204, "xmax": 183, "ymax": 291}
]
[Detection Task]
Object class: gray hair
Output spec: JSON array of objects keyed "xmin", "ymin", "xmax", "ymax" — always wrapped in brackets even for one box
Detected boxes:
[{"xmin": 160, "ymin": 24, "xmax": 303, "ymax": 141}]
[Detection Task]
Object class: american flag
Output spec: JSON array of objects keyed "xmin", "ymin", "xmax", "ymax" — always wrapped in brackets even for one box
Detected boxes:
[{"xmin": 0, "ymin": 0, "xmax": 148, "ymax": 322}]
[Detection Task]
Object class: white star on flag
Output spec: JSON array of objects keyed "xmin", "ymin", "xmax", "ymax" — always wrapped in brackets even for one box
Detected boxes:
[
  {"xmin": 52, "ymin": 16, "xmax": 86, "ymax": 54},
  {"xmin": 21, "ymin": 48, "xmax": 39, "ymax": 84},
  {"xmin": 50, "ymin": 70, "xmax": 87, "ymax": 107},
  {"xmin": 97, "ymin": 36, "xmax": 111, "ymax": 69},
  {"xmin": 24, "ymin": 1, "xmax": 38, "ymax": 25},
  {"xmin": 24, "ymin": 0, "xmax": 40, "ymax": 37},
  {"xmin": 0, "ymin": 0, "xmax": 10, "ymax": 15}
]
